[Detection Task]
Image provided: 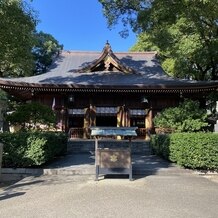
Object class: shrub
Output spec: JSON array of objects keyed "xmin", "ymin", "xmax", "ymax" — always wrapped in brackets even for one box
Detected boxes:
[
  {"xmin": 151, "ymin": 133, "xmax": 218, "ymax": 170},
  {"xmin": 150, "ymin": 134, "xmax": 170, "ymax": 158},
  {"xmin": 0, "ymin": 132, "xmax": 30, "ymax": 167},
  {"xmin": 153, "ymin": 99, "xmax": 208, "ymax": 132},
  {"xmin": 25, "ymin": 135, "xmax": 47, "ymax": 165},
  {"xmin": 0, "ymin": 131, "xmax": 67, "ymax": 167}
]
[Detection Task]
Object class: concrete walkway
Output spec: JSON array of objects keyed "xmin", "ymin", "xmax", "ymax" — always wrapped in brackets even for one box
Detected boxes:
[{"xmin": 0, "ymin": 153, "xmax": 218, "ymax": 218}]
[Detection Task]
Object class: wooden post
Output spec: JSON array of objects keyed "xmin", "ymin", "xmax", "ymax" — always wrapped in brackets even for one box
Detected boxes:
[
  {"xmin": 95, "ymin": 137, "xmax": 99, "ymax": 181},
  {"xmin": 117, "ymin": 105, "xmax": 130, "ymax": 139},
  {"xmin": 60, "ymin": 106, "xmax": 66, "ymax": 132},
  {"xmin": 117, "ymin": 106, "xmax": 122, "ymax": 140},
  {"xmin": 145, "ymin": 108, "xmax": 152, "ymax": 140},
  {"xmin": 83, "ymin": 105, "xmax": 96, "ymax": 139},
  {"xmin": 83, "ymin": 108, "xmax": 89, "ymax": 139},
  {"xmin": 0, "ymin": 143, "xmax": 3, "ymax": 179}
]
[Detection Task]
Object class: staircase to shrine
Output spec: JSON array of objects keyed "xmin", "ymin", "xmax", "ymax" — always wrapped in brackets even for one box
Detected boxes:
[{"xmin": 67, "ymin": 139, "xmax": 152, "ymax": 155}]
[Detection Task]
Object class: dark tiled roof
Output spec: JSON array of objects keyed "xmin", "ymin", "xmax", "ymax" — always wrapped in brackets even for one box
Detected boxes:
[
  {"xmin": 0, "ymin": 46, "xmax": 218, "ymax": 90},
  {"xmin": 7, "ymin": 51, "xmax": 167, "ymax": 85}
]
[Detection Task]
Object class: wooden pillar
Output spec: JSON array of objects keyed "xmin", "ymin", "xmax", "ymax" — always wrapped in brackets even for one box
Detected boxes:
[
  {"xmin": 117, "ymin": 105, "xmax": 130, "ymax": 139},
  {"xmin": 117, "ymin": 107, "xmax": 122, "ymax": 140},
  {"xmin": 84, "ymin": 108, "xmax": 90, "ymax": 139},
  {"xmin": 0, "ymin": 143, "xmax": 3, "ymax": 179},
  {"xmin": 117, "ymin": 106, "xmax": 130, "ymax": 127},
  {"xmin": 60, "ymin": 106, "xmax": 66, "ymax": 132},
  {"xmin": 83, "ymin": 105, "xmax": 96, "ymax": 139},
  {"xmin": 145, "ymin": 108, "xmax": 153, "ymax": 140}
]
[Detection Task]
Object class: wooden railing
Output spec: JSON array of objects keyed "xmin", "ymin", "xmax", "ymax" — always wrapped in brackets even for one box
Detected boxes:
[{"xmin": 68, "ymin": 128, "xmax": 84, "ymax": 138}]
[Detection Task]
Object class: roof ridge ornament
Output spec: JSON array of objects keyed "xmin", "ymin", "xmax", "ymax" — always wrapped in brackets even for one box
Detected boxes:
[{"xmin": 104, "ymin": 40, "xmax": 112, "ymax": 53}]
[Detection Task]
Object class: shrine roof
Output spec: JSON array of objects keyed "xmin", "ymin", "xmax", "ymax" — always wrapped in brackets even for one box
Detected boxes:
[
  {"xmin": 3, "ymin": 50, "xmax": 167, "ymax": 86},
  {"xmin": 0, "ymin": 43, "xmax": 217, "ymax": 93}
]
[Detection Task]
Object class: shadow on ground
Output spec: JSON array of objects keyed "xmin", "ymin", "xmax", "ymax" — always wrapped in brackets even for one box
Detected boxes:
[{"xmin": 44, "ymin": 152, "xmax": 187, "ymax": 179}]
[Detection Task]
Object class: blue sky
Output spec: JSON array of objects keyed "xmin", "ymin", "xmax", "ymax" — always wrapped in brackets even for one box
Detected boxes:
[{"xmin": 30, "ymin": 0, "xmax": 137, "ymax": 52}]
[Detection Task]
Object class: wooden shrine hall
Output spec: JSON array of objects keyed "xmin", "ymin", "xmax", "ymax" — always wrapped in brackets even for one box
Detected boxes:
[{"xmin": 0, "ymin": 42, "xmax": 217, "ymax": 139}]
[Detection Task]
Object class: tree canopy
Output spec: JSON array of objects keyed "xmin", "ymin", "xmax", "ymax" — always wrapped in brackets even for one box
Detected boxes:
[
  {"xmin": 6, "ymin": 102, "xmax": 56, "ymax": 131},
  {"xmin": 99, "ymin": 0, "xmax": 218, "ymax": 80},
  {"xmin": 0, "ymin": 0, "xmax": 36, "ymax": 77},
  {"xmin": 32, "ymin": 31, "xmax": 63, "ymax": 75},
  {"xmin": 0, "ymin": 0, "xmax": 63, "ymax": 77}
]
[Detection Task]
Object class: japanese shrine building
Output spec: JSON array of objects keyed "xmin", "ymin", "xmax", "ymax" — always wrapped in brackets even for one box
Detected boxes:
[{"xmin": 0, "ymin": 42, "xmax": 217, "ymax": 139}]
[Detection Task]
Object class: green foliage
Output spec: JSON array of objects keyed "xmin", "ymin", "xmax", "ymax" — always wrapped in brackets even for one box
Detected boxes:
[
  {"xmin": 0, "ymin": 0, "xmax": 36, "ymax": 77},
  {"xmin": 0, "ymin": 90, "xmax": 8, "ymax": 101},
  {"xmin": 6, "ymin": 102, "xmax": 56, "ymax": 130},
  {"xmin": 99, "ymin": 0, "xmax": 218, "ymax": 80},
  {"xmin": 99, "ymin": 0, "xmax": 141, "ymax": 37},
  {"xmin": 0, "ymin": 131, "xmax": 67, "ymax": 167},
  {"xmin": 161, "ymin": 58, "xmax": 177, "ymax": 78},
  {"xmin": 206, "ymin": 91, "xmax": 218, "ymax": 117},
  {"xmin": 32, "ymin": 31, "xmax": 63, "ymax": 74},
  {"xmin": 150, "ymin": 134, "xmax": 170, "ymax": 158},
  {"xmin": 25, "ymin": 135, "xmax": 47, "ymax": 165},
  {"xmin": 0, "ymin": 1, "xmax": 63, "ymax": 78},
  {"xmin": 130, "ymin": 32, "xmax": 159, "ymax": 52},
  {"xmin": 0, "ymin": 132, "xmax": 29, "ymax": 167},
  {"xmin": 151, "ymin": 133, "xmax": 218, "ymax": 170},
  {"xmin": 153, "ymin": 99, "xmax": 208, "ymax": 132}
]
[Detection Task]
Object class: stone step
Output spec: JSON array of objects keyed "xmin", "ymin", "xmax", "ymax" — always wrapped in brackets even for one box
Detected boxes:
[
  {"xmin": 1, "ymin": 154, "xmax": 190, "ymax": 182},
  {"xmin": 67, "ymin": 139, "xmax": 151, "ymax": 155},
  {"xmin": 1, "ymin": 156, "xmax": 188, "ymax": 178}
]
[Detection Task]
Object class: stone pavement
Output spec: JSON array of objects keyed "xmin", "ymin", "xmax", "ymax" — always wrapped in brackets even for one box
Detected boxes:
[
  {"xmin": 1, "ymin": 153, "xmax": 218, "ymax": 218},
  {"xmin": 44, "ymin": 152, "xmax": 190, "ymax": 176}
]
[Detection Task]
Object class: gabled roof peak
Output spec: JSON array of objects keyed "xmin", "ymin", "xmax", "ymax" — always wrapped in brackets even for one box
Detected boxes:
[
  {"xmin": 103, "ymin": 40, "xmax": 112, "ymax": 53},
  {"xmin": 73, "ymin": 42, "xmax": 136, "ymax": 74}
]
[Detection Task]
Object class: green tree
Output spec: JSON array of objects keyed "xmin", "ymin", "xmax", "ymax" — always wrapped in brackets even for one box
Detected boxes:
[
  {"xmin": 0, "ymin": 0, "xmax": 36, "ymax": 77},
  {"xmin": 32, "ymin": 31, "xmax": 63, "ymax": 75},
  {"xmin": 6, "ymin": 102, "xmax": 56, "ymax": 131},
  {"xmin": 99, "ymin": 0, "xmax": 218, "ymax": 80},
  {"xmin": 0, "ymin": 1, "xmax": 63, "ymax": 77},
  {"xmin": 153, "ymin": 99, "xmax": 208, "ymax": 132}
]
